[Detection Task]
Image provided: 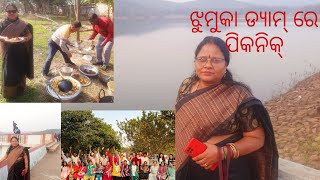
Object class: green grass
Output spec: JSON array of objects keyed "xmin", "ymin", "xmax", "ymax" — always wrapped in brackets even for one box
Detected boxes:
[{"xmin": 0, "ymin": 15, "xmax": 114, "ymax": 102}]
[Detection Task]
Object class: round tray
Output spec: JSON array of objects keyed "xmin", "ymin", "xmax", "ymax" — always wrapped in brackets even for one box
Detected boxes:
[
  {"xmin": 46, "ymin": 76, "xmax": 82, "ymax": 101},
  {"xmin": 72, "ymin": 74, "xmax": 91, "ymax": 87},
  {"xmin": 79, "ymin": 64, "xmax": 99, "ymax": 77}
]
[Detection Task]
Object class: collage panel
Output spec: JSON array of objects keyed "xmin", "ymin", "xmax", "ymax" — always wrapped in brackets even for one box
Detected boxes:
[
  {"xmin": 0, "ymin": 0, "xmax": 319, "ymax": 179},
  {"xmin": 0, "ymin": 1, "xmax": 114, "ymax": 103},
  {"xmin": 61, "ymin": 110, "xmax": 175, "ymax": 180},
  {"xmin": 115, "ymin": 1, "xmax": 320, "ymax": 179},
  {"xmin": 0, "ymin": 103, "xmax": 61, "ymax": 180}
]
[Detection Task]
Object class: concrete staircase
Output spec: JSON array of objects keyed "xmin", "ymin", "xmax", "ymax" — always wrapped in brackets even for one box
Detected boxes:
[{"xmin": 45, "ymin": 141, "xmax": 60, "ymax": 152}]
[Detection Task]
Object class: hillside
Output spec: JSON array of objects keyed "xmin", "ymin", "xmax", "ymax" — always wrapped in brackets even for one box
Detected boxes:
[{"xmin": 265, "ymin": 72, "xmax": 320, "ymax": 169}]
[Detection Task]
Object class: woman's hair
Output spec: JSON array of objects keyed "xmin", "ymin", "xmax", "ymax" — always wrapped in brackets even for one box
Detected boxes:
[
  {"xmin": 195, "ymin": 36, "xmax": 230, "ymax": 66},
  {"xmin": 10, "ymin": 136, "xmax": 19, "ymax": 142},
  {"xmin": 191, "ymin": 36, "xmax": 251, "ymax": 92},
  {"xmin": 62, "ymin": 161, "xmax": 67, "ymax": 167},
  {"xmin": 5, "ymin": 3, "xmax": 18, "ymax": 12},
  {"xmin": 169, "ymin": 154, "xmax": 174, "ymax": 159},
  {"xmin": 158, "ymin": 153, "xmax": 165, "ymax": 161}
]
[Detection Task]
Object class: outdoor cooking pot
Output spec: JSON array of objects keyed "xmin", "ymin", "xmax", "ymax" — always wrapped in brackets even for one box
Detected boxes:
[
  {"xmin": 98, "ymin": 89, "xmax": 114, "ymax": 103},
  {"xmin": 58, "ymin": 79, "xmax": 73, "ymax": 93}
]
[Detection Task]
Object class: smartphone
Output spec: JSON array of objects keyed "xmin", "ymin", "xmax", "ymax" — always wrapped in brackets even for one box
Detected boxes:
[{"xmin": 184, "ymin": 138, "xmax": 218, "ymax": 171}]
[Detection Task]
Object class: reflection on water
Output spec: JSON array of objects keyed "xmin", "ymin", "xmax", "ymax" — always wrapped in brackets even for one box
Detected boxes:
[{"xmin": 115, "ymin": 19, "xmax": 320, "ymax": 109}]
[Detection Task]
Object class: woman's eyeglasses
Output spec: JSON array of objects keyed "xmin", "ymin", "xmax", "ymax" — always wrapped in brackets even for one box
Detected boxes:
[
  {"xmin": 6, "ymin": 10, "xmax": 17, "ymax": 14},
  {"xmin": 195, "ymin": 56, "xmax": 225, "ymax": 67}
]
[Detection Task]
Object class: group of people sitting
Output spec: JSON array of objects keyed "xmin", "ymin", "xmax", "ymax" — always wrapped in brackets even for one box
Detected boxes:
[{"xmin": 61, "ymin": 146, "xmax": 175, "ymax": 180}]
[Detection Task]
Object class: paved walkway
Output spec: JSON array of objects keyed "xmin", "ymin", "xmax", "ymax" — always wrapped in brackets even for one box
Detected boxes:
[{"xmin": 30, "ymin": 145, "xmax": 60, "ymax": 180}]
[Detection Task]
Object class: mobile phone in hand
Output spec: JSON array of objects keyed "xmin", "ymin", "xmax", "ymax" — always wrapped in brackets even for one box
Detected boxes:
[{"xmin": 184, "ymin": 138, "xmax": 218, "ymax": 171}]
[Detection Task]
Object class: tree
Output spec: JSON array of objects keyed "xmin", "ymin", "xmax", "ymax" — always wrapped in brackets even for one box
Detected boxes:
[
  {"xmin": 117, "ymin": 111, "xmax": 175, "ymax": 155},
  {"xmin": 61, "ymin": 111, "xmax": 121, "ymax": 153}
]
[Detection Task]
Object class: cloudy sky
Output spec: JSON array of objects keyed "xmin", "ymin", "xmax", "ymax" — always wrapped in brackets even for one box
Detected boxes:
[{"xmin": 0, "ymin": 103, "xmax": 61, "ymax": 133}]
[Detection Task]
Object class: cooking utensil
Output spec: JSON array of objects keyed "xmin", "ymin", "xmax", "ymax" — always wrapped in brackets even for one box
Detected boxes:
[
  {"xmin": 60, "ymin": 66, "xmax": 73, "ymax": 76},
  {"xmin": 71, "ymin": 74, "xmax": 91, "ymax": 87},
  {"xmin": 46, "ymin": 76, "xmax": 82, "ymax": 102},
  {"xmin": 45, "ymin": 80, "xmax": 61, "ymax": 102},
  {"xmin": 98, "ymin": 74, "xmax": 111, "ymax": 86},
  {"xmin": 58, "ymin": 71, "xmax": 73, "ymax": 92},
  {"xmin": 82, "ymin": 55, "xmax": 93, "ymax": 61},
  {"xmin": 98, "ymin": 89, "xmax": 114, "ymax": 103},
  {"xmin": 79, "ymin": 64, "xmax": 99, "ymax": 77}
]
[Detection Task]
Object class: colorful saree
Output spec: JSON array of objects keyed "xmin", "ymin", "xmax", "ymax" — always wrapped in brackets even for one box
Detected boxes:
[
  {"xmin": 175, "ymin": 78, "xmax": 278, "ymax": 180},
  {"xmin": 6, "ymin": 146, "xmax": 30, "ymax": 180},
  {"xmin": 102, "ymin": 164, "xmax": 112, "ymax": 180},
  {"xmin": 0, "ymin": 18, "xmax": 33, "ymax": 99}
]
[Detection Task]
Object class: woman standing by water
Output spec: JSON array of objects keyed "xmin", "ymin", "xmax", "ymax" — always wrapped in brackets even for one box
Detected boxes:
[
  {"xmin": 175, "ymin": 36, "xmax": 278, "ymax": 179},
  {"xmin": 0, "ymin": 136, "xmax": 30, "ymax": 180},
  {"xmin": 0, "ymin": 3, "xmax": 33, "ymax": 99}
]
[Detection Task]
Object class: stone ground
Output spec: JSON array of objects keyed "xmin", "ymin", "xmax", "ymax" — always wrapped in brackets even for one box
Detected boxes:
[
  {"xmin": 265, "ymin": 72, "xmax": 320, "ymax": 169},
  {"xmin": 30, "ymin": 145, "xmax": 61, "ymax": 180}
]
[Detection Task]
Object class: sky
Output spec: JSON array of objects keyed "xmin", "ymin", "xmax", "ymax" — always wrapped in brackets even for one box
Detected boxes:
[
  {"xmin": 93, "ymin": 111, "xmax": 144, "ymax": 132},
  {"xmin": 0, "ymin": 103, "xmax": 61, "ymax": 133},
  {"xmin": 93, "ymin": 111, "xmax": 145, "ymax": 147}
]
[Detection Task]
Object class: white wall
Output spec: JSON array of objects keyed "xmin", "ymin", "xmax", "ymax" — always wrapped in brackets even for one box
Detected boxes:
[
  {"xmin": 29, "ymin": 146, "xmax": 47, "ymax": 170},
  {"xmin": 0, "ymin": 165, "xmax": 8, "ymax": 180},
  {"xmin": 0, "ymin": 144, "xmax": 10, "ymax": 159}
]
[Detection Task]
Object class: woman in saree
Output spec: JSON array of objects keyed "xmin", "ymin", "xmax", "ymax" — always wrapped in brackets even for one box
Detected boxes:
[
  {"xmin": 61, "ymin": 161, "xmax": 70, "ymax": 180},
  {"xmin": 130, "ymin": 160, "xmax": 139, "ymax": 180},
  {"xmin": 0, "ymin": 3, "xmax": 33, "ymax": 99},
  {"xmin": 140, "ymin": 161, "xmax": 149, "ymax": 180},
  {"xmin": 102, "ymin": 161, "xmax": 112, "ymax": 180},
  {"xmin": 0, "ymin": 136, "xmax": 30, "ymax": 180},
  {"xmin": 71, "ymin": 161, "xmax": 79, "ymax": 180},
  {"xmin": 120, "ymin": 160, "xmax": 130, "ymax": 180},
  {"xmin": 167, "ymin": 162, "xmax": 175, "ymax": 180},
  {"xmin": 148, "ymin": 161, "xmax": 158, "ymax": 180},
  {"xmin": 156, "ymin": 162, "xmax": 167, "ymax": 180},
  {"xmin": 157, "ymin": 153, "xmax": 165, "ymax": 165},
  {"xmin": 77, "ymin": 162, "xmax": 86, "ymax": 180},
  {"xmin": 95, "ymin": 162, "xmax": 104, "ymax": 180},
  {"xmin": 111, "ymin": 151, "xmax": 121, "ymax": 180},
  {"xmin": 175, "ymin": 36, "xmax": 278, "ymax": 180}
]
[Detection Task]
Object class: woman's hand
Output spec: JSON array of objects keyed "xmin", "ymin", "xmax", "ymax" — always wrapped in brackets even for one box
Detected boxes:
[{"xmin": 192, "ymin": 143, "xmax": 219, "ymax": 170}]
